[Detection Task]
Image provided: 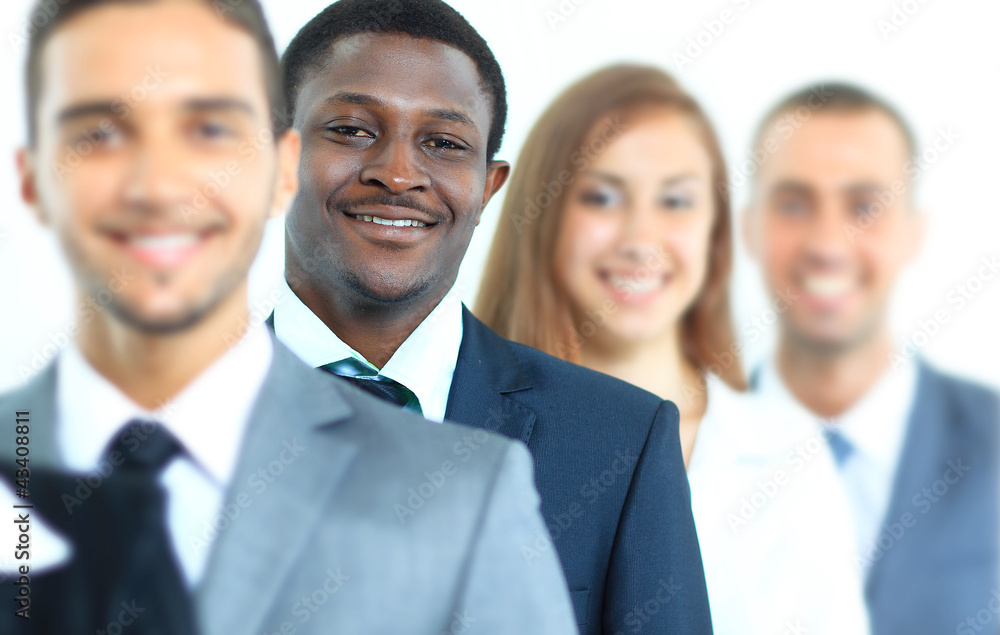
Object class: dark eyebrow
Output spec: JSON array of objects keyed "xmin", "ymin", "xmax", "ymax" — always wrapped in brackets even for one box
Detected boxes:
[
  {"xmin": 583, "ymin": 172, "xmax": 702, "ymax": 188},
  {"xmin": 324, "ymin": 92, "xmax": 387, "ymax": 108},
  {"xmin": 183, "ymin": 97, "xmax": 255, "ymax": 117},
  {"xmin": 57, "ymin": 98, "xmax": 255, "ymax": 125},
  {"xmin": 661, "ymin": 174, "xmax": 701, "ymax": 187},
  {"xmin": 324, "ymin": 92, "xmax": 477, "ymax": 128},
  {"xmin": 843, "ymin": 182, "xmax": 889, "ymax": 196},
  {"xmin": 585, "ymin": 171, "xmax": 626, "ymax": 187},
  {"xmin": 768, "ymin": 180, "xmax": 814, "ymax": 197},
  {"xmin": 426, "ymin": 107, "xmax": 476, "ymax": 128},
  {"xmin": 57, "ymin": 102, "xmax": 117, "ymax": 124}
]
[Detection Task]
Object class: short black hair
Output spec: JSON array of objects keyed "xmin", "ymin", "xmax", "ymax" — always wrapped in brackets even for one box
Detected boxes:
[
  {"xmin": 281, "ymin": 0, "xmax": 507, "ymax": 161},
  {"xmin": 24, "ymin": 0, "xmax": 287, "ymax": 146},
  {"xmin": 753, "ymin": 81, "xmax": 918, "ymax": 161}
]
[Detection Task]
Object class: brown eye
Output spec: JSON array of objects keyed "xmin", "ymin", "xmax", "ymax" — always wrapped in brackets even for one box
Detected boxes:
[
  {"xmin": 425, "ymin": 138, "xmax": 463, "ymax": 150},
  {"xmin": 330, "ymin": 126, "xmax": 374, "ymax": 138},
  {"xmin": 660, "ymin": 194, "xmax": 693, "ymax": 210},
  {"xmin": 776, "ymin": 197, "xmax": 808, "ymax": 216}
]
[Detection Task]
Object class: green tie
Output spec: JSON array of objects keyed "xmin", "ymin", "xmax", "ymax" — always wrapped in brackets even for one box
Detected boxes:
[{"xmin": 320, "ymin": 357, "xmax": 422, "ymax": 415}]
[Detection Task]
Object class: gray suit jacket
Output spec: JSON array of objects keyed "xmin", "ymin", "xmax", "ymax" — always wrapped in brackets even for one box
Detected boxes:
[{"xmin": 0, "ymin": 340, "xmax": 578, "ymax": 634}]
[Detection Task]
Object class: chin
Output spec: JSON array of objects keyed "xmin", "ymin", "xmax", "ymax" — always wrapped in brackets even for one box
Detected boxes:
[
  {"xmin": 788, "ymin": 323, "xmax": 873, "ymax": 357},
  {"xmin": 107, "ymin": 296, "xmax": 219, "ymax": 335},
  {"xmin": 345, "ymin": 269, "xmax": 434, "ymax": 306}
]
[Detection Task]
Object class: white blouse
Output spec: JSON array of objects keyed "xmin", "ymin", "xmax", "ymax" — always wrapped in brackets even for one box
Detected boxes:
[{"xmin": 688, "ymin": 374, "xmax": 871, "ymax": 635}]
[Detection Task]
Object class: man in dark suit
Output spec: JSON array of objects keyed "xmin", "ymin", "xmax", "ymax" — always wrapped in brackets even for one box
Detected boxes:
[
  {"xmin": 273, "ymin": 1, "xmax": 713, "ymax": 633},
  {"xmin": 0, "ymin": 0, "xmax": 577, "ymax": 632},
  {"xmin": 742, "ymin": 82, "xmax": 998, "ymax": 633}
]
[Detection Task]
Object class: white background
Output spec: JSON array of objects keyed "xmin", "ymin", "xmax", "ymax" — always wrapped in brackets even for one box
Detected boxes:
[{"xmin": 0, "ymin": 0, "xmax": 997, "ymax": 392}]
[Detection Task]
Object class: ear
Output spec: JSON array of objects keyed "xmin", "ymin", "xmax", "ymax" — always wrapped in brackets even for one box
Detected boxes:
[
  {"xmin": 17, "ymin": 147, "xmax": 47, "ymax": 226},
  {"xmin": 268, "ymin": 128, "xmax": 301, "ymax": 220},
  {"xmin": 475, "ymin": 159, "xmax": 510, "ymax": 226}
]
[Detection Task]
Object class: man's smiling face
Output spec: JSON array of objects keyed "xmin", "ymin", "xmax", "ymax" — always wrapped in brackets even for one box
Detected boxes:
[{"xmin": 285, "ymin": 32, "xmax": 508, "ymax": 308}]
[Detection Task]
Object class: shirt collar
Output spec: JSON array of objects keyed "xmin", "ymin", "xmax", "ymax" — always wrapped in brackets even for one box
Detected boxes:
[
  {"xmin": 757, "ymin": 354, "xmax": 918, "ymax": 474},
  {"xmin": 57, "ymin": 324, "xmax": 274, "ymax": 486},
  {"xmin": 273, "ymin": 276, "xmax": 463, "ymax": 422}
]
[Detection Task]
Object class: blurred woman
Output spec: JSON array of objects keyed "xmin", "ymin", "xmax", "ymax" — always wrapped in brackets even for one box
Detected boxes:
[
  {"xmin": 475, "ymin": 65, "xmax": 871, "ymax": 635},
  {"xmin": 476, "ymin": 64, "xmax": 745, "ymax": 467}
]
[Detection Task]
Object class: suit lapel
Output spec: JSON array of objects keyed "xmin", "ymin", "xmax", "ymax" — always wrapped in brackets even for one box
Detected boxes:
[
  {"xmin": 445, "ymin": 307, "xmax": 536, "ymax": 445},
  {"xmin": 197, "ymin": 341, "xmax": 358, "ymax": 635}
]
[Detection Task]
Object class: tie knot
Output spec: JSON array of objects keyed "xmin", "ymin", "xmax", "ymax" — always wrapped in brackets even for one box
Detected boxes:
[
  {"xmin": 320, "ymin": 358, "xmax": 422, "ymax": 413},
  {"xmin": 823, "ymin": 426, "xmax": 854, "ymax": 467},
  {"xmin": 105, "ymin": 419, "xmax": 184, "ymax": 473}
]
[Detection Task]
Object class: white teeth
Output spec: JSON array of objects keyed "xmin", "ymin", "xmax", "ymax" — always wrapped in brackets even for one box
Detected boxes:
[
  {"xmin": 353, "ymin": 214, "xmax": 427, "ymax": 228},
  {"xmin": 803, "ymin": 275, "xmax": 853, "ymax": 298},
  {"xmin": 607, "ymin": 274, "xmax": 662, "ymax": 294},
  {"xmin": 127, "ymin": 234, "xmax": 199, "ymax": 249}
]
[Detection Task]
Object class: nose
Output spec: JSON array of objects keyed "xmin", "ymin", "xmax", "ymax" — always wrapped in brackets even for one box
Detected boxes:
[
  {"xmin": 618, "ymin": 198, "xmax": 668, "ymax": 267},
  {"xmin": 359, "ymin": 136, "xmax": 431, "ymax": 194},
  {"xmin": 802, "ymin": 197, "xmax": 852, "ymax": 269},
  {"xmin": 121, "ymin": 135, "xmax": 194, "ymax": 214}
]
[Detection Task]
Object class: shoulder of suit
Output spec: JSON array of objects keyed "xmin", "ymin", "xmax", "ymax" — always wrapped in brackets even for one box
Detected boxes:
[
  {"xmin": 334, "ymin": 380, "xmax": 515, "ymax": 466},
  {"xmin": 917, "ymin": 361, "xmax": 999, "ymax": 439},
  {"xmin": 501, "ymin": 338, "xmax": 664, "ymax": 409}
]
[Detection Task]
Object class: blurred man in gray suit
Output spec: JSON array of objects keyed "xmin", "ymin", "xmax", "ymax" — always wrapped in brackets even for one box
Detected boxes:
[
  {"xmin": 0, "ymin": 0, "xmax": 576, "ymax": 633},
  {"xmin": 740, "ymin": 83, "xmax": 998, "ymax": 634}
]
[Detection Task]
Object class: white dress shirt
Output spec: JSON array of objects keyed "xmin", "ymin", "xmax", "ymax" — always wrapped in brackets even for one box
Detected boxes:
[
  {"xmin": 0, "ymin": 325, "xmax": 273, "ymax": 586},
  {"xmin": 273, "ymin": 276, "xmax": 463, "ymax": 423},
  {"xmin": 689, "ymin": 373, "xmax": 871, "ymax": 635},
  {"xmin": 754, "ymin": 356, "xmax": 917, "ymax": 568}
]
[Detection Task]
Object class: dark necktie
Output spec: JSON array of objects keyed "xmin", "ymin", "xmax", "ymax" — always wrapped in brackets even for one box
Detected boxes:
[
  {"xmin": 321, "ymin": 358, "xmax": 422, "ymax": 414},
  {"xmin": 2, "ymin": 420, "xmax": 199, "ymax": 634}
]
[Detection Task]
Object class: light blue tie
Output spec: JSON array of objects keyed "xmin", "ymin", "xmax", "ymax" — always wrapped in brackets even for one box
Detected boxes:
[{"xmin": 823, "ymin": 427, "xmax": 854, "ymax": 467}]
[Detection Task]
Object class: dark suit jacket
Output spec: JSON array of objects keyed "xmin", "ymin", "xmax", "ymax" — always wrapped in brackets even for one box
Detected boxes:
[
  {"xmin": 445, "ymin": 307, "xmax": 712, "ymax": 634},
  {"xmin": 866, "ymin": 362, "xmax": 998, "ymax": 634}
]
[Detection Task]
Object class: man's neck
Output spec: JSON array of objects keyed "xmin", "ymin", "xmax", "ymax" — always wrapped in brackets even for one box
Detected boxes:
[
  {"xmin": 76, "ymin": 288, "xmax": 252, "ymax": 410},
  {"xmin": 777, "ymin": 329, "xmax": 894, "ymax": 418},
  {"xmin": 288, "ymin": 275, "xmax": 447, "ymax": 369}
]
